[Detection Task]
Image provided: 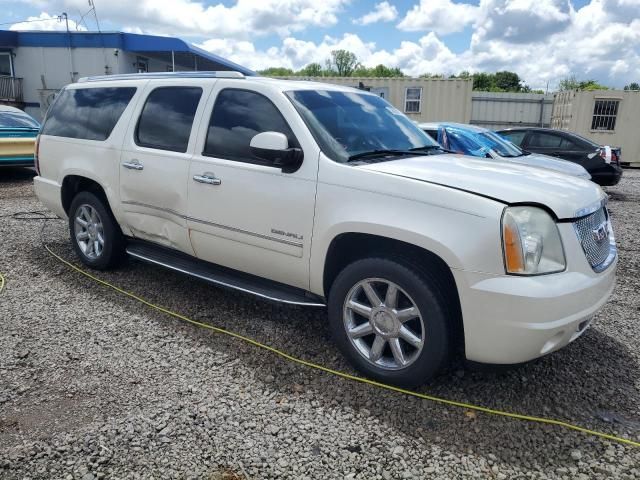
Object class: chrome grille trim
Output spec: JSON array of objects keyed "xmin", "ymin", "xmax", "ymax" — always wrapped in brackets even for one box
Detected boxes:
[{"xmin": 573, "ymin": 207, "xmax": 616, "ymax": 272}]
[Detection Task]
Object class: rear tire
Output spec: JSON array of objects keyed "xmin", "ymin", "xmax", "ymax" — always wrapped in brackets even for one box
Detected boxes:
[
  {"xmin": 68, "ymin": 191, "xmax": 125, "ymax": 270},
  {"xmin": 328, "ymin": 257, "xmax": 451, "ymax": 387}
]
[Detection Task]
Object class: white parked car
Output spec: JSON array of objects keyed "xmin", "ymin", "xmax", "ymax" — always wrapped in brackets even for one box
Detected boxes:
[{"xmin": 34, "ymin": 72, "xmax": 617, "ymax": 386}]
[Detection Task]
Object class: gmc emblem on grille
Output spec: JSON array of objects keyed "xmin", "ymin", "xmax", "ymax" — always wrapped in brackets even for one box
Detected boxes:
[{"xmin": 592, "ymin": 222, "xmax": 608, "ymax": 243}]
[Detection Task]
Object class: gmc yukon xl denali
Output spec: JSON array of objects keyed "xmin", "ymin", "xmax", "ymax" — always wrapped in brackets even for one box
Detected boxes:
[{"xmin": 34, "ymin": 72, "xmax": 617, "ymax": 386}]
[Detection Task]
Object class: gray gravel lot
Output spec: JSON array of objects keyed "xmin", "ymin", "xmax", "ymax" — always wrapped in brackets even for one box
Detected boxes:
[{"xmin": 1, "ymin": 167, "xmax": 639, "ymax": 479}]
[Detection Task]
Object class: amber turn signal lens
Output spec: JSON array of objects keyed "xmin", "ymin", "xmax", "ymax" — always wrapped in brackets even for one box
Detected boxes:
[{"xmin": 503, "ymin": 223, "xmax": 524, "ymax": 273}]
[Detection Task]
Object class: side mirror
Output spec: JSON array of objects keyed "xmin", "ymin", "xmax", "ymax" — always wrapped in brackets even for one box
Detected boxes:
[{"xmin": 250, "ymin": 131, "xmax": 303, "ymax": 173}]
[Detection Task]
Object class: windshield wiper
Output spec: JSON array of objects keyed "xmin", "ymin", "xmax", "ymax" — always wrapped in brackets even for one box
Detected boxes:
[
  {"xmin": 347, "ymin": 149, "xmax": 430, "ymax": 162},
  {"xmin": 411, "ymin": 145, "xmax": 455, "ymax": 154},
  {"xmin": 409, "ymin": 145, "xmax": 442, "ymax": 152}
]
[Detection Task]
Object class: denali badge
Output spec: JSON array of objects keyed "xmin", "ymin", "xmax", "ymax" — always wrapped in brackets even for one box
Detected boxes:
[
  {"xmin": 592, "ymin": 222, "xmax": 608, "ymax": 243},
  {"xmin": 271, "ymin": 228, "xmax": 304, "ymax": 241}
]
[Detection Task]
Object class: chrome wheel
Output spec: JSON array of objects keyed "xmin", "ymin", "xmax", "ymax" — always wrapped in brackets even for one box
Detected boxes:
[
  {"xmin": 343, "ymin": 278, "xmax": 425, "ymax": 370},
  {"xmin": 74, "ymin": 204, "xmax": 105, "ymax": 260}
]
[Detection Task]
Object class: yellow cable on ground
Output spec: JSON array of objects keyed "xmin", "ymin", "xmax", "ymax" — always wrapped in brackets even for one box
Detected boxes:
[
  {"xmin": 19, "ymin": 244, "xmax": 640, "ymax": 449},
  {"xmin": 0, "ymin": 271, "xmax": 4, "ymax": 296}
]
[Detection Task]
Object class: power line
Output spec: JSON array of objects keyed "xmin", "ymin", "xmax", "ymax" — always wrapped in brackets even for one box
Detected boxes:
[{"xmin": 0, "ymin": 17, "xmax": 64, "ymax": 27}]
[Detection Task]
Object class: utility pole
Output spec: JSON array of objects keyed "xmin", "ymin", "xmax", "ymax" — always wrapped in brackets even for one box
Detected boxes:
[{"xmin": 60, "ymin": 12, "xmax": 75, "ymax": 82}]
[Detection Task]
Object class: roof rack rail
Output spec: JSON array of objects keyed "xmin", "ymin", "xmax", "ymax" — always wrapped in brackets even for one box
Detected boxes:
[{"xmin": 78, "ymin": 71, "xmax": 245, "ymax": 83}]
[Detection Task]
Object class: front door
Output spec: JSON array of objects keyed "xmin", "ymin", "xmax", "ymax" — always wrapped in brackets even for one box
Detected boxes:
[
  {"xmin": 119, "ymin": 80, "xmax": 211, "ymax": 254},
  {"xmin": 186, "ymin": 81, "xmax": 319, "ymax": 290}
]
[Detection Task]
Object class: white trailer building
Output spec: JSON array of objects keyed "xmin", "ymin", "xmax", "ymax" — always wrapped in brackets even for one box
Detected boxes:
[
  {"xmin": 283, "ymin": 76, "xmax": 473, "ymax": 124},
  {"xmin": 552, "ymin": 89, "xmax": 640, "ymax": 167},
  {"xmin": 0, "ymin": 30, "xmax": 253, "ymax": 120}
]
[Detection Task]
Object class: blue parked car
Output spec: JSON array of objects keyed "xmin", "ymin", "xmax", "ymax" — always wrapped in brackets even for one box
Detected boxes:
[
  {"xmin": 418, "ymin": 122, "xmax": 591, "ymax": 180},
  {"xmin": 0, "ymin": 106, "xmax": 40, "ymax": 168}
]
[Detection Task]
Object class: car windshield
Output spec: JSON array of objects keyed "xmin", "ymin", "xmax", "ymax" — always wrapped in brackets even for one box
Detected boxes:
[
  {"xmin": 476, "ymin": 130, "xmax": 523, "ymax": 157},
  {"xmin": 286, "ymin": 89, "xmax": 440, "ymax": 162},
  {"xmin": 0, "ymin": 111, "xmax": 40, "ymax": 129}
]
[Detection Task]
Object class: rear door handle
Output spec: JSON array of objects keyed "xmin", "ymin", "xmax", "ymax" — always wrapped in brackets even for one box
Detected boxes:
[
  {"xmin": 122, "ymin": 160, "xmax": 144, "ymax": 171},
  {"xmin": 193, "ymin": 173, "xmax": 221, "ymax": 185}
]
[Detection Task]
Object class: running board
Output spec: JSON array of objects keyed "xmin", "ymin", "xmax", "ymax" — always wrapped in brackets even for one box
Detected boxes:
[{"xmin": 125, "ymin": 241, "xmax": 326, "ymax": 307}]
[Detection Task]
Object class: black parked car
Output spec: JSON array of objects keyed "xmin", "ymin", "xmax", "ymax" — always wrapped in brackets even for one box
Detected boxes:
[{"xmin": 497, "ymin": 127, "xmax": 622, "ymax": 186}]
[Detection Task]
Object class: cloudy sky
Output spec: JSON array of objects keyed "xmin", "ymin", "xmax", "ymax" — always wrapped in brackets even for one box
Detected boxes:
[{"xmin": 4, "ymin": 0, "xmax": 640, "ymax": 89}]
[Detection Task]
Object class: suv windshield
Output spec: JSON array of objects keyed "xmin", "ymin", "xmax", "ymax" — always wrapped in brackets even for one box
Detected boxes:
[{"xmin": 286, "ymin": 89, "xmax": 440, "ymax": 163}]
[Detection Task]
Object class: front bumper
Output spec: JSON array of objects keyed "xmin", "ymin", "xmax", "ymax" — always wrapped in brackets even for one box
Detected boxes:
[{"xmin": 453, "ymin": 256, "xmax": 616, "ymax": 364}]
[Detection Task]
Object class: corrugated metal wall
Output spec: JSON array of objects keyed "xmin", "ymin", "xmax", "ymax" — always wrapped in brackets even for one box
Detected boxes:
[
  {"xmin": 281, "ymin": 76, "xmax": 473, "ymax": 123},
  {"xmin": 471, "ymin": 92, "xmax": 555, "ymax": 130}
]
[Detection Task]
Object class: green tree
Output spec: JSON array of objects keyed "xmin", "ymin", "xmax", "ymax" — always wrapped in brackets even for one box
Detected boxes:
[
  {"xmin": 472, "ymin": 72, "xmax": 495, "ymax": 91},
  {"xmin": 352, "ymin": 64, "xmax": 405, "ymax": 77},
  {"xmin": 494, "ymin": 71, "xmax": 522, "ymax": 91},
  {"xmin": 327, "ymin": 49, "xmax": 360, "ymax": 77},
  {"xmin": 369, "ymin": 64, "xmax": 405, "ymax": 77},
  {"xmin": 297, "ymin": 62, "xmax": 323, "ymax": 76},
  {"xmin": 257, "ymin": 67, "xmax": 294, "ymax": 77},
  {"xmin": 418, "ymin": 73, "xmax": 445, "ymax": 78},
  {"xmin": 623, "ymin": 82, "xmax": 639, "ymax": 90},
  {"xmin": 577, "ymin": 80, "xmax": 609, "ymax": 91},
  {"xmin": 449, "ymin": 70, "xmax": 471, "ymax": 79},
  {"xmin": 559, "ymin": 75, "xmax": 608, "ymax": 91}
]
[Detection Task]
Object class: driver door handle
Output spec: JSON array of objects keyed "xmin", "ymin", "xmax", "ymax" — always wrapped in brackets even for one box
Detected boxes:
[
  {"xmin": 193, "ymin": 173, "xmax": 222, "ymax": 186},
  {"xmin": 122, "ymin": 160, "xmax": 144, "ymax": 170}
]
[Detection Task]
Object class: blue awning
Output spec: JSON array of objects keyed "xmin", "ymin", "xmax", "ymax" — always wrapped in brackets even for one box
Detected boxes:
[{"xmin": 0, "ymin": 30, "xmax": 255, "ymax": 75}]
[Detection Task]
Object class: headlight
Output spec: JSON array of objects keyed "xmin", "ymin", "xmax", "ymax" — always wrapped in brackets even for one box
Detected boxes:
[{"xmin": 502, "ymin": 206, "xmax": 566, "ymax": 275}]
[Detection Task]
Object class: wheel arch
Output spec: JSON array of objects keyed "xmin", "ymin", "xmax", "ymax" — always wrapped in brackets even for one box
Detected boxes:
[
  {"xmin": 322, "ymin": 232, "xmax": 465, "ymax": 353},
  {"xmin": 61, "ymin": 174, "xmax": 110, "ymax": 215}
]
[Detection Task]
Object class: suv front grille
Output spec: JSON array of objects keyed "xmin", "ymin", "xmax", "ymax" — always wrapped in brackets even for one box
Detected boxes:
[{"xmin": 574, "ymin": 207, "xmax": 613, "ymax": 271}]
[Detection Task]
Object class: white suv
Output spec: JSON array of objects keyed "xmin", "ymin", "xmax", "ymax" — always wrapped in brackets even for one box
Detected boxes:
[{"xmin": 34, "ymin": 72, "xmax": 617, "ymax": 386}]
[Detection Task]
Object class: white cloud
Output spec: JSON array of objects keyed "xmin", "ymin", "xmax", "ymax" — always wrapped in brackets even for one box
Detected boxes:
[
  {"xmin": 474, "ymin": 0, "xmax": 572, "ymax": 44},
  {"xmin": 15, "ymin": 0, "xmax": 640, "ymax": 89},
  {"xmin": 397, "ymin": 0, "xmax": 479, "ymax": 34},
  {"xmin": 353, "ymin": 2, "xmax": 398, "ymax": 25},
  {"xmin": 22, "ymin": 0, "xmax": 348, "ymax": 39},
  {"xmin": 9, "ymin": 12, "xmax": 87, "ymax": 31}
]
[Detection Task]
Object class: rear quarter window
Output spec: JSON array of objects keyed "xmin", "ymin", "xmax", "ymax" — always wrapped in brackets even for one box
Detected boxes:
[{"xmin": 42, "ymin": 87, "xmax": 136, "ymax": 141}]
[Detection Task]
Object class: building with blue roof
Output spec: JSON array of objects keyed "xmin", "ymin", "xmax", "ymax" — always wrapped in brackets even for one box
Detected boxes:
[{"xmin": 0, "ymin": 30, "xmax": 254, "ymax": 120}]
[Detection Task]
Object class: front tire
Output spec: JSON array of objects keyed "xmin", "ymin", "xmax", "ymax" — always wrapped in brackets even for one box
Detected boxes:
[
  {"xmin": 328, "ymin": 258, "xmax": 451, "ymax": 387},
  {"xmin": 68, "ymin": 191, "xmax": 125, "ymax": 270}
]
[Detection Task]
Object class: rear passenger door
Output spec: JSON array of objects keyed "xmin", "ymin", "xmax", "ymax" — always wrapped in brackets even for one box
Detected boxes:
[
  {"xmin": 523, "ymin": 131, "xmax": 564, "ymax": 157},
  {"xmin": 186, "ymin": 82, "xmax": 320, "ymax": 290},
  {"xmin": 119, "ymin": 80, "xmax": 211, "ymax": 254}
]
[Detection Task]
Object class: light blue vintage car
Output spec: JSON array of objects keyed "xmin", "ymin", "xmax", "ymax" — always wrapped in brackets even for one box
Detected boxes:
[{"xmin": 0, "ymin": 105, "xmax": 40, "ymax": 167}]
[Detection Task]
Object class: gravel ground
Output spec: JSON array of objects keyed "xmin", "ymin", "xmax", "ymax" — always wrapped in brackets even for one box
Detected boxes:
[{"xmin": 1, "ymin": 167, "xmax": 639, "ymax": 479}]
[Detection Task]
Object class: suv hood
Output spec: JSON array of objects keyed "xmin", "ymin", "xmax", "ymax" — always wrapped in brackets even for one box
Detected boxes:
[
  {"xmin": 360, "ymin": 154, "xmax": 605, "ymax": 219},
  {"xmin": 496, "ymin": 152, "xmax": 591, "ymax": 179}
]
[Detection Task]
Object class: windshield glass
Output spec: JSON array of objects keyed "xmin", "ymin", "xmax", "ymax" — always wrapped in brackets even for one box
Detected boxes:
[
  {"xmin": 0, "ymin": 111, "xmax": 40, "ymax": 129},
  {"xmin": 447, "ymin": 126, "xmax": 523, "ymax": 157},
  {"xmin": 286, "ymin": 90, "xmax": 439, "ymax": 162}
]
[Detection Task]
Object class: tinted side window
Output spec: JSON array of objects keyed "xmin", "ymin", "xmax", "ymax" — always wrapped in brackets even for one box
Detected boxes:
[
  {"xmin": 204, "ymin": 89, "xmax": 298, "ymax": 164},
  {"xmin": 500, "ymin": 131, "xmax": 526, "ymax": 146},
  {"xmin": 42, "ymin": 87, "xmax": 136, "ymax": 140},
  {"xmin": 136, "ymin": 87, "xmax": 202, "ymax": 152},
  {"xmin": 559, "ymin": 137, "xmax": 579, "ymax": 149},
  {"xmin": 528, "ymin": 132, "xmax": 562, "ymax": 148}
]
